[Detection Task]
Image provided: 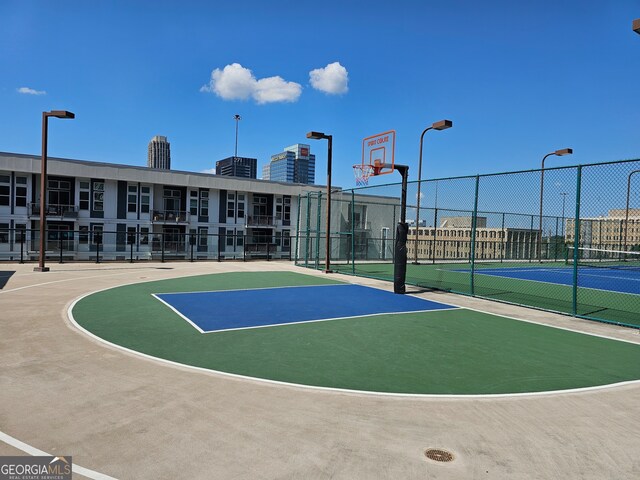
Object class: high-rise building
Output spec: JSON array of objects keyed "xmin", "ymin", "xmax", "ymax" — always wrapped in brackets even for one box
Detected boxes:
[
  {"xmin": 147, "ymin": 136, "xmax": 171, "ymax": 170},
  {"xmin": 215, "ymin": 156, "xmax": 257, "ymax": 178},
  {"xmin": 262, "ymin": 144, "xmax": 315, "ymax": 184}
]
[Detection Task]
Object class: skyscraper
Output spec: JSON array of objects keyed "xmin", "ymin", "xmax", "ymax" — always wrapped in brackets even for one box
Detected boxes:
[
  {"xmin": 262, "ymin": 144, "xmax": 315, "ymax": 184},
  {"xmin": 215, "ymin": 156, "xmax": 257, "ymax": 178},
  {"xmin": 147, "ymin": 135, "xmax": 171, "ymax": 170}
]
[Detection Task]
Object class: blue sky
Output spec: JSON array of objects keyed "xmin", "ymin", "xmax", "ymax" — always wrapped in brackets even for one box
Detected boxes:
[{"xmin": 1, "ymin": 0, "xmax": 639, "ymax": 189}]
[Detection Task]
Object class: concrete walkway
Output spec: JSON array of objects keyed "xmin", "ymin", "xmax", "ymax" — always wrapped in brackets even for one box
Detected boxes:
[{"xmin": 1, "ymin": 261, "xmax": 638, "ymax": 479}]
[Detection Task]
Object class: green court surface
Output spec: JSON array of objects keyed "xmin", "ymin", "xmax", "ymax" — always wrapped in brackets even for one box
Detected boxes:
[
  {"xmin": 330, "ymin": 261, "xmax": 640, "ymax": 327},
  {"xmin": 71, "ymin": 271, "xmax": 640, "ymax": 395}
]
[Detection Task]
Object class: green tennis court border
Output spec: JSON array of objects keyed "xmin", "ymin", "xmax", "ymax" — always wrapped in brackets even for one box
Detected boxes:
[
  {"xmin": 328, "ymin": 261, "xmax": 640, "ymax": 328},
  {"xmin": 69, "ymin": 271, "xmax": 640, "ymax": 396}
]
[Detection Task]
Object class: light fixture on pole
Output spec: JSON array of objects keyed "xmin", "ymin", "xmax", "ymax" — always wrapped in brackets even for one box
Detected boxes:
[
  {"xmin": 633, "ymin": 18, "xmax": 640, "ymax": 34},
  {"xmin": 34, "ymin": 110, "xmax": 75, "ymax": 272},
  {"xmin": 538, "ymin": 148, "xmax": 572, "ymax": 262},
  {"xmin": 306, "ymin": 131, "xmax": 333, "ymax": 273},
  {"xmin": 413, "ymin": 119, "xmax": 452, "ymax": 264},
  {"xmin": 233, "ymin": 114, "xmax": 241, "ymax": 158}
]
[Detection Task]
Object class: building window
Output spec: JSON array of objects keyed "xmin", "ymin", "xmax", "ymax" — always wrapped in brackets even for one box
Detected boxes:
[
  {"xmin": 15, "ymin": 224, "xmax": 26, "ymax": 243},
  {"xmin": 128, "ymin": 185, "xmax": 138, "ymax": 213},
  {"xmin": 48, "ymin": 179, "xmax": 71, "ymax": 206},
  {"xmin": 199, "ymin": 190, "xmax": 209, "ymax": 217},
  {"xmin": 276, "ymin": 197, "xmax": 283, "ymax": 220},
  {"xmin": 79, "ymin": 225, "xmax": 89, "ymax": 244},
  {"xmin": 79, "ymin": 181, "xmax": 90, "ymax": 210},
  {"xmin": 190, "ymin": 191, "xmax": 198, "ymax": 215},
  {"xmin": 0, "ymin": 223, "xmax": 8, "ymax": 243},
  {"xmin": 198, "ymin": 227, "xmax": 208, "ymax": 250},
  {"xmin": 237, "ymin": 194, "xmax": 245, "ymax": 218},
  {"xmin": 140, "ymin": 186, "xmax": 150, "ymax": 213},
  {"xmin": 15, "ymin": 176, "xmax": 27, "ymax": 207},
  {"xmin": 227, "ymin": 193, "xmax": 235, "ymax": 219},
  {"xmin": 284, "ymin": 197, "xmax": 291, "ymax": 222},
  {"xmin": 127, "ymin": 227, "xmax": 137, "ymax": 244},
  {"xmin": 140, "ymin": 227, "xmax": 149, "ymax": 245},
  {"xmin": 93, "ymin": 181, "xmax": 104, "ymax": 212},
  {"xmin": 236, "ymin": 230, "xmax": 244, "ymax": 247},
  {"xmin": 0, "ymin": 175, "xmax": 11, "ymax": 206},
  {"xmin": 91, "ymin": 224, "xmax": 104, "ymax": 244}
]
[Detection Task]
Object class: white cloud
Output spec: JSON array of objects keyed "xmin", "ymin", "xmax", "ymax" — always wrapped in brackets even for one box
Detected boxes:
[
  {"xmin": 309, "ymin": 62, "xmax": 349, "ymax": 95},
  {"xmin": 17, "ymin": 86, "xmax": 46, "ymax": 95},
  {"xmin": 200, "ymin": 168, "xmax": 216, "ymax": 175},
  {"xmin": 201, "ymin": 63, "xmax": 301, "ymax": 104},
  {"xmin": 254, "ymin": 76, "xmax": 301, "ymax": 104}
]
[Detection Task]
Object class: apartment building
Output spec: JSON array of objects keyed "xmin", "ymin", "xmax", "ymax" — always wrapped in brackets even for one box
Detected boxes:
[{"xmin": 0, "ymin": 152, "xmax": 318, "ymax": 261}]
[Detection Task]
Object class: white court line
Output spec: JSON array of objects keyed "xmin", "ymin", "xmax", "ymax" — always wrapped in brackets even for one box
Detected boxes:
[
  {"xmin": 151, "ymin": 293, "xmax": 206, "ymax": 333},
  {"xmin": 155, "ymin": 282, "xmax": 345, "ymax": 296},
  {"xmin": 0, "ymin": 430, "xmax": 118, "ymax": 480},
  {"xmin": 150, "ymin": 299, "xmax": 459, "ymax": 334},
  {"xmin": 67, "ymin": 280, "xmax": 640, "ymax": 399},
  {"xmin": 442, "ymin": 267, "xmax": 640, "ymax": 296},
  {"xmin": 0, "ymin": 271, "xmax": 159, "ymax": 295}
]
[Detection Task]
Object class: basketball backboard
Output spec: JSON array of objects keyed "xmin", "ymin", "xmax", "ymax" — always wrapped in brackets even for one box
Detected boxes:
[{"xmin": 361, "ymin": 130, "xmax": 395, "ymax": 176}]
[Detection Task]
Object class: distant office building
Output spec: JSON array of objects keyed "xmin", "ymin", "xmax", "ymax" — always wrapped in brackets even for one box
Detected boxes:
[
  {"xmin": 262, "ymin": 144, "xmax": 315, "ymax": 184},
  {"xmin": 148, "ymin": 136, "xmax": 171, "ymax": 170},
  {"xmin": 216, "ymin": 156, "xmax": 257, "ymax": 179}
]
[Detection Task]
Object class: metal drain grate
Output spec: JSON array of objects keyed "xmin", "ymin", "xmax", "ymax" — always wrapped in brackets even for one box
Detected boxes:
[{"xmin": 425, "ymin": 448, "xmax": 454, "ymax": 462}]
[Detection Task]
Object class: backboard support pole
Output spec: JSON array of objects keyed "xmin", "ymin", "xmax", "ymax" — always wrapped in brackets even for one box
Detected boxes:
[{"xmin": 392, "ymin": 164, "xmax": 409, "ymax": 294}]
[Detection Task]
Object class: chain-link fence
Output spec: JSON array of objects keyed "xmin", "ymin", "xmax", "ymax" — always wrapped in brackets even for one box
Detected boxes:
[{"xmin": 295, "ymin": 158, "xmax": 640, "ymax": 328}]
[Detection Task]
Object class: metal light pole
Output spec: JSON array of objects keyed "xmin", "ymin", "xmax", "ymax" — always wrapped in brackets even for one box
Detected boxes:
[
  {"xmin": 413, "ymin": 119, "xmax": 452, "ymax": 264},
  {"xmin": 624, "ymin": 170, "xmax": 640, "ymax": 251},
  {"xmin": 35, "ymin": 110, "xmax": 75, "ymax": 272},
  {"xmin": 633, "ymin": 18, "xmax": 640, "ymax": 34},
  {"xmin": 306, "ymin": 131, "xmax": 333, "ymax": 273},
  {"xmin": 538, "ymin": 148, "xmax": 572, "ymax": 262},
  {"xmin": 233, "ymin": 114, "xmax": 241, "ymax": 158}
]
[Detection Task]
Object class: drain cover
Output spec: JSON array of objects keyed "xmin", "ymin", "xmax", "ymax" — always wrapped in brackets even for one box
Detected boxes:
[{"xmin": 425, "ymin": 448, "xmax": 454, "ymax": 462}]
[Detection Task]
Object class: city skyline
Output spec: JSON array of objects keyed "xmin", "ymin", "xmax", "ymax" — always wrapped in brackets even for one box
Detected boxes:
[{"xmin": 1, "ymin": 1, "xmax": 639, "ymax": 190}]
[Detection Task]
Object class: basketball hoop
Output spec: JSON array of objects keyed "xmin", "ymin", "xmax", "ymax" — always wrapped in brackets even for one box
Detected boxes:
[{"xmin": 353, "ymin": 164, "xmax": 375, "ymax": 186}]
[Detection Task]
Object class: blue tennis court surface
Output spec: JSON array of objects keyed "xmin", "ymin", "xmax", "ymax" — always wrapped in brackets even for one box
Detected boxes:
[
  {"xmin": 154, "ymin": 284, "xmax": 457, "ymax": 333},
  {"xmin": 468, "ymin": 266, "xmax": 640, "ymax": 295}
]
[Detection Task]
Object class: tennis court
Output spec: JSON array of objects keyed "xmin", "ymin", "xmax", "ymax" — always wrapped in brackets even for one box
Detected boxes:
[
  {"xmin": 71, "ymin": 270, "xmax": 640, "ymax": 396},
  {"xmin": 460, "ymin": 264, "xmax": 640, "ymax": 295}
]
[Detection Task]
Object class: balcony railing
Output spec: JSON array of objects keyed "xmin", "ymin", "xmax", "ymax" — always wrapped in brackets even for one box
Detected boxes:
[
  {"xmin": 246, "ymin": 215, "xmax": 276, "ymax": 227},
  {"xmin": 29, "ymin": 203, "xmax": 78, "ymax": 219},
  {"xmin": 151, "ymin": 210, "xmax": 189, "ymax": 223}
]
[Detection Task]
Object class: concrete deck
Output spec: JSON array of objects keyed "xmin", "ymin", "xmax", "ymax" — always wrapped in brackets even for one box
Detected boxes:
[{"xmin": 1, "ymin": 261, "xmax": 639, "ymax": 479}]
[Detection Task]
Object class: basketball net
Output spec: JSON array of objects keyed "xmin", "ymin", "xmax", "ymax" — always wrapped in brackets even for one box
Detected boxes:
[{"xmin": 353, "ymin": 164, "xmax": 375, "ymax": 186}]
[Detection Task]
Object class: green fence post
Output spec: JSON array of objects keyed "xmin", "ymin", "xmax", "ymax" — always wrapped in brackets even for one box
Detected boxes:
[
  {"xmin": 500, "ymin": 213, "xmax": 505, "ymax": 263},
  {"xmin": 304, "ymin": 192, "xmax": 311, "ymax": 267},
  {"xmin": 294, "ymin": 194, "xmax": 301, "ymax": 264},
  {"xmin": 470, "ymin": 175, "xmax": 480, "ymax": 295},
  {"xmin": 351, "ymin": 190, "xmax": 356, "ymax": 275},
  {"xmin": 315, "ymin": 192, "xmax": 322, "ymax": 269},
  {"xmin": 572, "ymin": 166, "xmax": 582, "ymax": 316}
]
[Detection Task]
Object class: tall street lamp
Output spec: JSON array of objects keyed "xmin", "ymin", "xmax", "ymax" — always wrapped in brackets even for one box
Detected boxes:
[
  {"xmin": 633, "ymin": 18, "xmax": 640, "ymax": 34},
  {"xmin": 623, "ymin": 170, "xmax": 640, "ymax": 250},
  {"xmin": 306, "ymin": 131, "xmax": 333, "ymax": 273},
  {"xmin": 538, "ymin": 148, "xmax": 572, "ymax": 262},
  {"xmin": 233, "ymin": 114, "xmax": 241, "ymax": 158},
  {"xmin": 34, "ymin": 110, "xmax": 75, "ymax": 272},
  {"xmin": 413, "ymin": 119, "xmax": 452, "ymax": 264}
]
